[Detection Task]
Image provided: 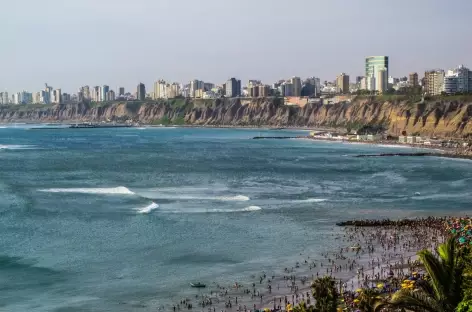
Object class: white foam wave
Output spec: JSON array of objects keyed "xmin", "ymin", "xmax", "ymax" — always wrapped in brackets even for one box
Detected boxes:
[
  {"xmin": 160, "ymin": 206, "xmax": 261, "ymax": 214},
  {"xmin": 39, "ymin": 186, "xmax": 135, "ymax": 195},
  {"xmin": 216, "ymin": 195, "xmax": 250, "ymax": 201},
  {"xmin": 240, "ymin": 206, "xmax": 262, "ymax": 211},
  {"xmin": 135, "ymin": 202, "xmax": 159, "ymax": 214},
  {"xmin": 0, "ymin": 144, "xmax": 36, "ymax": 150},
  {"xmin": 295, "ymin": 198, "xmax": 328, "ymax": 203}
]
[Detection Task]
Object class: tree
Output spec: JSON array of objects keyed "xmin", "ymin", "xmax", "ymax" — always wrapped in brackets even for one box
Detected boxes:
[
  {"xmin": 311, "ymin": 276, "xmax": 339, "ymax": 312},
  {"xmin": 357, "ymin": 288, "xmax": 383, "ymax": 312},
  {"xmin": 375, "ymin": 237, "xmax": 464, "ymax": 312}
]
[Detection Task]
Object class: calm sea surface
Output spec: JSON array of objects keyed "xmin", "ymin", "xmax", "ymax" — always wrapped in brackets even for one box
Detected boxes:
[{"xmin": 0, "ymin": 126, "xmax": 471, "ymax": 311}]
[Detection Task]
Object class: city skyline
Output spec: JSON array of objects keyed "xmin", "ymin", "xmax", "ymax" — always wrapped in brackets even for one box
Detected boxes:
[
  {"xmin": 1, "ymin": 0, "xmax": 472, "ymax": 93},
  {"xmin": 3, "ymin": 60, "xmax": 472, "ymax": 104}
]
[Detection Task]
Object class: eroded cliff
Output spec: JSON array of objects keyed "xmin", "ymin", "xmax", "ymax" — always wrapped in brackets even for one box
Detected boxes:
[{"xmin": 2, "ymin": 97, "xmax": 472, "ymax": 137}]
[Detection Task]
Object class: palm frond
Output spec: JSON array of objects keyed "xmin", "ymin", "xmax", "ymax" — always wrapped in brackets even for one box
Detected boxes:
[{"xmin": 389, "ymin": 289, "xmax": 444, "ymax": 312}]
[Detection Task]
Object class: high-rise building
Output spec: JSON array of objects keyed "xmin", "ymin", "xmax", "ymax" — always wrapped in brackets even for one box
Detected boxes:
[
  {"xmin": 107, "ymin": 90, "xmax": 115, "ymax": 101},
  {"xmin": 39, "ymin": 90, "xmax": 49, "ymax": 104},
  {"xmin": 444, "ymin": 74, "xmax": 458, "ymax": 94},
  {"xmin": 225, "ymin": 78, "xmax": 241, "ymax": 97},
  {"xmin": 0, "ymin": 92, "xmax": 8, "ymax": 104},
  {"xmin": 443, "ymin": 65, "xmax": 471, "ymax": 94},
  {"xmin": 289, "ymin": 77, "xmax": 302, "ymax": 96},
  {"xmin": 356, "ymin": 76, "xmax": 364, "ymax": 84},
  {"xmin": 168, "ymin": 83, "xmax": 181, "ymax": 98},
  {"xmin": 137, "ymin": 83, "xmax": 146, "ymax": 101},
  {"xmin": 12, "ymin": 93, "xmax": 20, "ymax": 104},
  {"xmin": 44, "ymin": 84, "xmax": 53, "ymax": 104},
  {"xmin": 91, "ymin": 86, "xmax": 100, "ymax": 101},
  {"xmin": 336, "ymin": 73, "xmax": 350, "ymax": 94},
  {"xmin": 17, "ymin": 91, "xmax": 32, "ymax": 104},
  {"xmin": 409, "ymin": 72, "xmax": 419, "ymax": 87},
  {"xmin": 258, "ymin": 85, "xmax": 270, "ymax": 97},
  {"xmin": 52, "ymin": 89, "xmax": 62, "ymax": 104},
  {"xmin": 365, "ymin": 56, "xmax": 389, "ymax": 91},
  {"xmin": 367, "ymin": 74, "xmax": 376, "ymax": 91},
  {"xmin": 119, "ymin": 87, "xmax": 125, "ymax": 96},
  {"xmin": 153, "ymin": 80, "xmax": 168, "ymax": 99},
  {"xmin": 100, "ymin": 85, "xmax": 109, "ymax": 102},
  {"xmin": 360, "ymin": 77, "xmax": 367, "ymax": 90},
  {"xmin": 32, "ymin": 92, "xmax": 41, "ymax": 104},
  {"xmin": 81, "ymin": 86, "xmax": 90, "ymax": 99},
  {"xmin": 282, "ymin": 83, "xmax": 294, "ymax": 97},
  {"xmin": 190, "ymin": 80, "xmax": 204, "ymax": 97},
  {"xmin": 376, "ymin": 68, "xmax": 388, "ymax": 93},
  {"xmin": 62, "ymin": 93, "xmax": 71, "ymax": 102},
  {"xmin": 424, "ymin": 70, "xmax": 445, "ymax": 96}
]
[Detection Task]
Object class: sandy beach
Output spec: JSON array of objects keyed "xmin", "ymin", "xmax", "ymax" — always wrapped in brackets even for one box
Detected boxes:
[{"xmin": 165, "ymin": 218, "xmax": 446, "ymax": 312}]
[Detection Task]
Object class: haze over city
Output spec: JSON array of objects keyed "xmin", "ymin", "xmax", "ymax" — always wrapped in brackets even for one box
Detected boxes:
[{"xmin": 1, "ymin": 0, "xmax": 472, "ymax": 93}]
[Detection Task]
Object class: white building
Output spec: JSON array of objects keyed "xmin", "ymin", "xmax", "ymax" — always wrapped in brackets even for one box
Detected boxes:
[
  {"xmin": 367, "ymin": 74, "xmax": 376, "ymax": 91},
  {"xmin": 443, "ymin": 65, "xmax": 471, "ymax": 94},
  {"xmin": 52, "ymin": 89, "xmax": 62, "ymax": 104},
  {"xmin": 12, "ymin": 93, "xmax": 20, "ymax": 104},
  {"xmin": 190, "ymin": 80, "xmax": 204, "ymax": 97},
  {"xmin": 376, "ymin": 68, "xmax": 388, "ymax": 93}
]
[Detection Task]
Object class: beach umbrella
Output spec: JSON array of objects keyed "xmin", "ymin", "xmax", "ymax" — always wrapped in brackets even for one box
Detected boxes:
[
  {"xmin": 377, "ymin": 283, "xmax": 384, "ymax": 288},
  {"xmin": 355, "ymin": 288, "xmax": 362, "ymax": 292},
  {"xmin": 353, "ymin": 299, "xmax": 360, "ymax": 304},
  {"xmin": 459, "ymin": 237, "xmax": 467, "ymax": 244}
]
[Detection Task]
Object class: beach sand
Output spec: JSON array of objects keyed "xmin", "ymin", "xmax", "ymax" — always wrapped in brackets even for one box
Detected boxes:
[{"xmin": 166, "ymin": 220, "xmax": 445, "ymax": 312}]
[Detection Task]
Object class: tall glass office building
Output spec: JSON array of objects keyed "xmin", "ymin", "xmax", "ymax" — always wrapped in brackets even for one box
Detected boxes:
[{"xmin": 365, "ymin": 56, "xmax": 389, "ymax": 91}]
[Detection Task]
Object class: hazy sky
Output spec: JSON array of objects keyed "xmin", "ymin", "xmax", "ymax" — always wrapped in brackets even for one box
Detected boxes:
[{"xmin": 1, "ymin": 0, "xmax": 471, "ymax": 93}]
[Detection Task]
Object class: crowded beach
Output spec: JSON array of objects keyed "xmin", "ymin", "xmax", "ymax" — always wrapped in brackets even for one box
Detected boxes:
[{"xmin": 159, "ymin": 216, "xmax": 469, "ymax": 312}]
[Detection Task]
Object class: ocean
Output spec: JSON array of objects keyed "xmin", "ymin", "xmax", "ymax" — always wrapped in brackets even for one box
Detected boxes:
[{"xmin": 0, "ymin": 126, "xmax": 471, "ymax": 311}]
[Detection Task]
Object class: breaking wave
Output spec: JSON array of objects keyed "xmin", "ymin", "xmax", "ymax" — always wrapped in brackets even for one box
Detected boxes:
[
  {"xmin": 0, "ymin": 144, "xmax": 36, "ymax": 150},
  {"xmin": 160, "ymin": 206, "xmax": 261, "ymax": 214},
  {"xmin": 39, "ymin": 186, "xmax": 135, "ymax": 195},
  {"xmin": 216, "ymin": 195, "xmax": 250, "ymax": 201},
  {"xmin": 135, "ymin": 202, "xmax": 159, "ymax": 214}
]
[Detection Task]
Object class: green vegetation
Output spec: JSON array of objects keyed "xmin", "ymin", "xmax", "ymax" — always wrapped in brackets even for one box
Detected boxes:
[
  {"xmin": 151, "ymin": 115, "xmax": 186, "ymax": 126},
  {"xmin": 293, "ymin": 276, "xmax": 339, "ymax": 312},
  {"xmin": 0, "ymin": 103, "xmax": 54, "ymax": 111},
  {"xmin": 292, "ymin": 236, "xmax": 472, "ymax": 312},
  {"xmin": 375, "ymin": 237, "xmax": 464, "ymax": 312}
]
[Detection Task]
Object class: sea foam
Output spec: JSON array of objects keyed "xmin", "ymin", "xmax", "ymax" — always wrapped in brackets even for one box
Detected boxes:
[
  {"xmin": 159, "ymin": 206, "xmax": 261, "ymax": 214},
  {"xmin": 295, "ymin": 198, "xmax": 328, "ymax": 203},
  {"xmin": 0, "ymin": 144, "xmax": 36, "ymax": 150},
  {"xmin": 135, "ymin": 202, "xmax": 159, "ymax": 214},
  {"xmin": 216, "ymin": 195, "xmax": 250, "ymax": 201},
  {"xmin": 39, "ymin": 186, "xmax": 135, "ymax": 195}
]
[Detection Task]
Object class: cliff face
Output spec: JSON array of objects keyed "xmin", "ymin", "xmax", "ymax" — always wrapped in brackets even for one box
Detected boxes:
[{"xmin": 2, "ymin": 97, "xmax": 472, "ymax": 137}]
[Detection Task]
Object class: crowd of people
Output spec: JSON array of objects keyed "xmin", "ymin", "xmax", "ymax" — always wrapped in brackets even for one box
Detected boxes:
[{"xmin": 165, "ymin": 217, "xmax": 450, "ymax": 312}]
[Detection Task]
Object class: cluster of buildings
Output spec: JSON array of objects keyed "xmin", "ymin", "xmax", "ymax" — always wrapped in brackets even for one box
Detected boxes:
[
  {"xmin": 2, "ymin": 56, "xmax": 472, "ymax": 105},
  {"xmin": 0, "ymin": 84, "xmax": 68, "ymax": 105},
  {"xmin": 424, "ymin": 65, "xmax": 472, "ymax": 96}
]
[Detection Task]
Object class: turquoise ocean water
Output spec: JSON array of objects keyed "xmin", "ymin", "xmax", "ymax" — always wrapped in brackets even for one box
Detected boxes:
[{"xmin": 0, "ymin": 126, "xmax": 471, "ymax": 311}]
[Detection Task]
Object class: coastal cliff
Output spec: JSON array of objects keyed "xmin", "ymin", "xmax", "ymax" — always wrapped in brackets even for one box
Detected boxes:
[{"xmin": 2, "ymin": 96, "xmax": 472, "ymax": 137}]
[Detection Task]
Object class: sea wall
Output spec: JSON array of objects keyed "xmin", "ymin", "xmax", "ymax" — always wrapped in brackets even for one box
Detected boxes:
[{"xmin": 1, "ymin": 97, "xmax": 472, "ymax": 137}]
